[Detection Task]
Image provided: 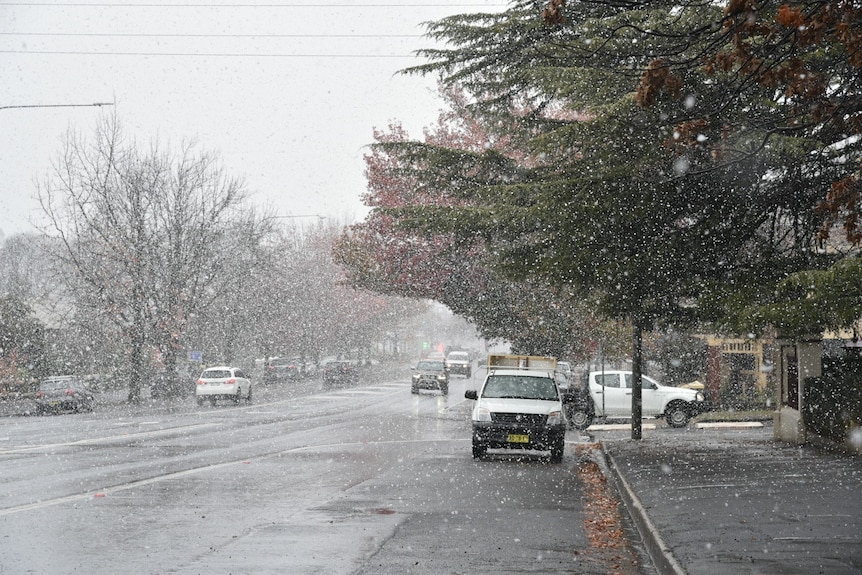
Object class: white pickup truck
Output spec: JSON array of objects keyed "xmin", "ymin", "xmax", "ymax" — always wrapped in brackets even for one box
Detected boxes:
[
  {"xmin": 567, "ymin": 370, "xmax": 709, "ymax": 429},
  {"xmin": 465, "ymin": 354, "xmax": 566, "ymax": 462}
]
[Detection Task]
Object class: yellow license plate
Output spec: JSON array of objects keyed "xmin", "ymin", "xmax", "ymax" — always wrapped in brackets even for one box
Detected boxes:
[{"xmin": 508, "ymin": 434, "xmax": 529, "ymax": 443}]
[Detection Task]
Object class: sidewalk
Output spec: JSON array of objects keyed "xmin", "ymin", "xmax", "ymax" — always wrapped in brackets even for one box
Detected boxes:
[{"xmin": 597, "ymin": 423, "xmax": 862, "ymax": 575}]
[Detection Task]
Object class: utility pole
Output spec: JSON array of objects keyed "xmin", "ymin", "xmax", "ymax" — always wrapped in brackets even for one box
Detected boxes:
[{"xmin": 631, "ymin": 319, "xmax": 643, "ymax": 440}]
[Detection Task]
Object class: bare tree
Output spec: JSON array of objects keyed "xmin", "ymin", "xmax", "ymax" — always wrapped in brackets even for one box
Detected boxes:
[{"xmin": 36, "ymin": 114, "xmax": 267, "ymax": 402}]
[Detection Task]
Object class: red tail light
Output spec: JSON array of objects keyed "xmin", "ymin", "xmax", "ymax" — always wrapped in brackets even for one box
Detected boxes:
[
  {"xmin": 197, "ymin": 379, "xmax": 204, "ymax": 385},
  {"xmin": 228, "ymin": 378, "xmax": 236, "ymax": 384},
  {"xmin": 65, "ymin": 389, "xmax": 75, "ymax": 396},
  {"xmin": 36, "ymin": 391, "xmax": 44, "ymax": 398}
]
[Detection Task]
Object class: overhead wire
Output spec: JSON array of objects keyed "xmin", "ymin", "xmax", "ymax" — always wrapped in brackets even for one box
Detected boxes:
[
  {"xmin": 0, "ymin": 2, "xmax": 506, "ymax": 6},
  {"xmin": 0, "ymin": 1, "xmax": 508, "ymax": 58}
]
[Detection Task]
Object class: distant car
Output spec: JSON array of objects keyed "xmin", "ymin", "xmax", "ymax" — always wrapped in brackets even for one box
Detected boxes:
[
  {"xmin": 196, "ymin": 366, "xmax": 252, "ymax": 405},
  {"xmin": 556, "ymin": 361, "xmax": 573, "ymax": 379},
  {"xmin": 322, "ymin": 360, "xmax": 358, "ymax": 387},
  {"xmin": 264, "ymin": 356, "xmax": 302, "ymax": 383},
  {"xmin": 554, "ymin": 361, "xmax": 574, "ymax": 392},
  {"xmin": 445, "ymin": 351, "xmax": 472, "ymax": 377},
  {"xmin": 411, "ymin": 360, "xmax": 449, "ymax": 395},
  {"xmin": 34, "ymin": 376, "xmax": 95, "ymax": 415}
]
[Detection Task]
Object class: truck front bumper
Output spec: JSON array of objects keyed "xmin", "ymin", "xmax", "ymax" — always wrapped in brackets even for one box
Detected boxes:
[{"xmin": 472, "ymin": 422, "xmax": 566, "ymax": 451}]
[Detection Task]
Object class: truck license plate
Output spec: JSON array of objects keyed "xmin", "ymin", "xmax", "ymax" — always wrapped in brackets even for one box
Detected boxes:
[{"xmin": 508, "ymin": 434, "xmax": 529, "ymax": 443}]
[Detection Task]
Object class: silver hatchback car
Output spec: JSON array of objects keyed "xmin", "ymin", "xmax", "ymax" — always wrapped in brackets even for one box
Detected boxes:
[{"xmin": 195, "ymin": 366, "xmax": 252, "ymax": 406}]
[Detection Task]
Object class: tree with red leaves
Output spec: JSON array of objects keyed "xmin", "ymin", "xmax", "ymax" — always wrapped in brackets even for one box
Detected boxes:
[{"xmin": 334, "ymin": 88, "xmax": 619, "ymax": 359}]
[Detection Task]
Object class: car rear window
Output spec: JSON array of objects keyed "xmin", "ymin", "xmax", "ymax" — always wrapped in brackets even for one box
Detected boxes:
[
  {"xmin": 202, "ymin": 369, "xmax": 231, "ymax": 379},
  {"xmin": 417, "ymin": 361, "xmax": 444, "ymax": 371},
  {"xmin": 40, "ymin": 379, "xmax": 81, "ymax": 391}
]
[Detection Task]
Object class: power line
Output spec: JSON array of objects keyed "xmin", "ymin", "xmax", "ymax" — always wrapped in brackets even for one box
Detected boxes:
[
  {"xmin": 0, "ymin": 49, "xmax": 420, "ymax": 57},
  {"xmin": 0, "ymin": 102, "xmax": 113, "ymax": 110},
  {"xmin": 0, "ymin": 2, "xmax": 505, "ymax": 6},
  {"xmin": 0, "ymin": 32, "xmax": 422, "ymax": 38}
]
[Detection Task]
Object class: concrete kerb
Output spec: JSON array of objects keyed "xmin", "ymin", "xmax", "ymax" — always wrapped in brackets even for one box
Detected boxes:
[{"xmin": 598, "ymin": 443, "xmax": 688, "ymax": 575}]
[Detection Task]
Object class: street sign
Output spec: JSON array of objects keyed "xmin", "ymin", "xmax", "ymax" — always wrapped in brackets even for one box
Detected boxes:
[{"xmin": 188, "ymin": 351, "xmax": 203, "ymax": 362}]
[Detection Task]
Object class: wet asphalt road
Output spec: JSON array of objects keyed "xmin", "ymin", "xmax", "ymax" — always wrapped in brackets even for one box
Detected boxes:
[{"xmin": 0, "ymin": 368, "xmax": 640, "ymax": 575}]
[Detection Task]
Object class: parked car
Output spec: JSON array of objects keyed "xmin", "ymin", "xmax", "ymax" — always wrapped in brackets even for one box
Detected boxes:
[
  {"xmin": 195, "ymin": 366, "xmax": 252, "ymax": 405},
  {"xmin": 445, "ymin": 351, "xmax": 472, "ymax": 377},
  {"xmin": 411, "ymin": 359, "xmax": 449, "ymax": 394},
  {"xmin": 464, "ymin": 362, "xmax": 566, "ymax": 462},
  {"xmin": 566, "ymin": 370, "xmax": 709, "ymax": 429},
  {"xmin": 322, "ymin": 360, "xmax": 358, "ymax": 387},
  {"xmin": 555, "ymin": 361, "xmax": 573, "ymax": 388},
  {"xmin": 34, "ymin": 376, "xmax": 95, "ymax": 415},
  {"xmin": 264, "ymin": 356, "xmax": 302, "ymax": 383}
]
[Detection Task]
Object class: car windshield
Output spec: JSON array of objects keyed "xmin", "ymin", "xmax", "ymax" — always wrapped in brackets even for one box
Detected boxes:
[
  {"xmin": 448, "ymin": 353, "xmax": 468, "ymax": 361},
  {"xmin": 482, "ymin": 375, "xmax": 558, "ymax": 400},
  {"xmin": 417, "ymin": 361, "xmax": 444, "ymax": 371},
  {"xmin": 202, "ymin": 369, "xmax": 231, "ymax": 379}
]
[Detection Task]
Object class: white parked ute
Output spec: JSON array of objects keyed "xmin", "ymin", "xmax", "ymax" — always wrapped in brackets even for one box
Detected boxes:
[
  {"xmin": 465, "ymin": 355, "xmax": 566, "ymax": 463},
  {"xmin": 567, "ymin": 370, "xmax": 709, "ymax": 429}
]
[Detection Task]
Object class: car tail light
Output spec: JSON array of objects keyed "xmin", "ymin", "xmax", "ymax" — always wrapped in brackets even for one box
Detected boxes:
[
  {"xmin": 36, "ymin": 391, "xmax": 44, "ymax": 398},
  {"xmin": 65, "ymin": 389, "xmax": 75, "ymax": 395},
  {"xmin": 197, "ymin": 379, "xmax": 205, "ymax": 385},
  {"xmin": 228, "ymin": 378, "xmax": 236, "ymax": 384}
]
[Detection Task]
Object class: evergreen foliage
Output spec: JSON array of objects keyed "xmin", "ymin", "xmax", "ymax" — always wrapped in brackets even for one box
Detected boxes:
[{"xmin": 381, "ymin": 0, "xmax": 861, "ymax": 337}]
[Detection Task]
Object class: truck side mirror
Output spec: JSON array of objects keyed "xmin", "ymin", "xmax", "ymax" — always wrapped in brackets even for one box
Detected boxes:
[{"xmin": 465, "ymin": 390, "xmax": 478, "ymax": 400}]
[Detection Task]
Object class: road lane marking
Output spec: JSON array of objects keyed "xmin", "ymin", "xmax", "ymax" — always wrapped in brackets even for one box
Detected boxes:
[
  {"xmin": 0, "ymin": 437, "xmax": 471, "ymax": 517},
  {"xmin": 0, "ymin": 422, "xmax": 221, "ymax": 454}
]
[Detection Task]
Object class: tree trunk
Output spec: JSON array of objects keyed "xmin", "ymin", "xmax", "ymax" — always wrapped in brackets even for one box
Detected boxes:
[{"xmin": 127, "ymin": 333, "xmax": 144, "ymax": 404}]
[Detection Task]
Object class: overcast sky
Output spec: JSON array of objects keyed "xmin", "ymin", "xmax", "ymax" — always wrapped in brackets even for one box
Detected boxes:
[{"xmin": 0, "ymin": 1, "xmax": 507, "ymax": 237}]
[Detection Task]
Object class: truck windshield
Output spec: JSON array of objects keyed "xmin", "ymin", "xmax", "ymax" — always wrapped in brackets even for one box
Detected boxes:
[{"xmin": 482, "ymin": 375, "xmax": 558, "ymax": 400}]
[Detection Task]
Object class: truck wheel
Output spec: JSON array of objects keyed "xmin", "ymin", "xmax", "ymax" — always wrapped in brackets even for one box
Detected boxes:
[
  {"xmin": 441, "ymin": 384, "xmax": 449, "ymax": 395},
  {"xmin": 411, "ymin": 385, "xmax": 418, "ymax": 394},
  {"xmin": 550, "ymin": 438, "xmax": 565, "ymax": 463},
  {"xmin": 666, "ymin": 402, "xmax": 690, "ymax": 428},
  {"xmin": 568, "ymin": 408, "xmax": 594, "ymax": 430},
  {"xmin": 472, "ymin": 438, "xmax": 486, "ymax": 459}
]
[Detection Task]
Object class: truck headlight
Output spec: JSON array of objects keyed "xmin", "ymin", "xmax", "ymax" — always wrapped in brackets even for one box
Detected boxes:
[
  {"xmin": 437, "ymin": 374, "xmax": 446, "ymax": 381},
  {"xmin": 476, "ymin": 407, "xmax": 492, "ymax": 422},
  {"xmin": 547, "ymin": 410, "xmax": 562, "ymax": 425},
  {"xmin": 412, "ymin": 374, "xmax": 420, "ymax": 381},
  {"xmin": 696, "ymin": 392, "xmax": 704, "ymax": 402}
]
